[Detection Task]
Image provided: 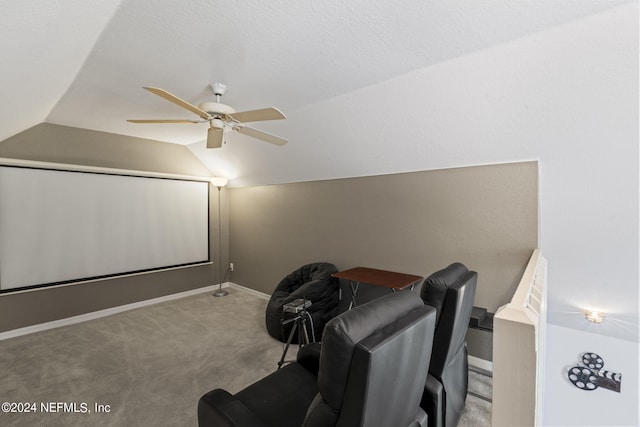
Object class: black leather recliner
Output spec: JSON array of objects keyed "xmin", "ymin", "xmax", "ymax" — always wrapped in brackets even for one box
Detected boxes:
[
  {"xmin": 198, "ymin": 291, "xmax": 437, "ymax": 427},
  {"xmin": 265, "ymin": 262, "xmax": 339, "ymax": 343},
  {"xmin": 419, "ymin": 263, "xmax": 478, "ymax": 427}
]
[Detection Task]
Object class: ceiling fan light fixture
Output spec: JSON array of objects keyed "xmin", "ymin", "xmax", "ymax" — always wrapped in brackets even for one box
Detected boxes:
[{"xmin": 210, "ymin": 118, "xmax": 225, "ymax": 130}]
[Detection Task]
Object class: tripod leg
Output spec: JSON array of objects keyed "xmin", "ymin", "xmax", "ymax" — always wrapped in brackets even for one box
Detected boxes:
[
  {"xmin": 301, "ymin": 318, "xmax": 310, "ymax": 345},
  {"xmin": 298, "ymin": 318, "xmax": 307, "ymax": 347},
  {"xmin": 277, "ymin": 321, "xmax": 298, "ymax": 369}
]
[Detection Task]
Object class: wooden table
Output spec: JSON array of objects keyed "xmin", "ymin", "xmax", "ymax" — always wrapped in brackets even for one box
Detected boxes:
[{"xmin": 332, "ymin": 267, "xmax": 423, "ymax": 309}]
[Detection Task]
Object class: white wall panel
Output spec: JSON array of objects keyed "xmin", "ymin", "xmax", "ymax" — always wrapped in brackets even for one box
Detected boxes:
[{"xmin": 0, "ymin": 166, "xmax": 209, "ymax": 291}]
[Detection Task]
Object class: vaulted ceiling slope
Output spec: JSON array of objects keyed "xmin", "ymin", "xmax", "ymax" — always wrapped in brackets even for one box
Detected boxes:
[
  {"xmin": 0, "ymin": 0, "xmax": 633, "ymax": 184},
  {"xmin": 2, "ymin": 1, "xmax": 124, "ymax": 142}
]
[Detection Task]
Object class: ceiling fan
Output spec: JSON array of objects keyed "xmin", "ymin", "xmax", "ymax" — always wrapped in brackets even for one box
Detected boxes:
[{"xmin": 127, "ymin": 83, "xmax": 287, "ymax": 148}]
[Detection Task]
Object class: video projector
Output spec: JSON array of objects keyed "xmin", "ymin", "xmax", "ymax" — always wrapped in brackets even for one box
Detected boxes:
[{"xmin": 282, "ymin": 298, "xmax": 312, "ymax": 314}]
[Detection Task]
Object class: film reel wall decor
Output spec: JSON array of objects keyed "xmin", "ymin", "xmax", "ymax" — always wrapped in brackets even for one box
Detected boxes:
[{"xmin": 567, "ymin": 352, "xmax": 622, "ymax": 393}]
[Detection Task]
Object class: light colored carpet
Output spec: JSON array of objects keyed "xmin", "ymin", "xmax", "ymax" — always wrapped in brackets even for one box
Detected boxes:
[
  {"xmin": 0, "ymin": 286, "xmax": 491, "ymax": 426},
  {"xmin": 461, "ymin": 370, "xmax": 493, "ymax": 427}
]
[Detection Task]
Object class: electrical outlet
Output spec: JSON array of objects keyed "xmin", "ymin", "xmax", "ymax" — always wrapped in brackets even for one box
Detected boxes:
[{"xmin": 229, "ymin": 262, "xmax": 234, "ymax": 272}]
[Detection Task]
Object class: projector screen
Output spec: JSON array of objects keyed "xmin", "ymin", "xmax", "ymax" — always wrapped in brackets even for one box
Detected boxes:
[{"xmin": 0, "ymin": 165, "xmax": 210, "ymax": 292}]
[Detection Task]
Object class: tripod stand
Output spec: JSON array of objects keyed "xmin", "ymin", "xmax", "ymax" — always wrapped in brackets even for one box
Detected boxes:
[{"xmin": 277, "ymin": 309, "xmax": 314, "ymax": 369}]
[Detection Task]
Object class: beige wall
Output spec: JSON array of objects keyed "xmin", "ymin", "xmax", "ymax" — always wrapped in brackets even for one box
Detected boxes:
[
  {"xmin": 0, "ymin": 123, "xmax": 214, "ymax": 176},
  {"xmin": 0, "ymin": 124, "xmax": 536, "ymax": 336},
  {"xmin": 0, "ymin": 123, "xmax": 228, "ymax": 333},
  {"xmin": 228, "ymin": 161, "xmax": 538, "ymax": 313}
]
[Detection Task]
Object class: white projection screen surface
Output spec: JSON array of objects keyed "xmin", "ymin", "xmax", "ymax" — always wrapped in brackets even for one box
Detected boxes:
[{"xmin": 0, "ymin": 166, "xmax": 210, "ymax": 292}]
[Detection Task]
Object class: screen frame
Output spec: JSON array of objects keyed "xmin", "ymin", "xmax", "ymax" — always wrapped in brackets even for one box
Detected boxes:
[{"xmin": 0, "ymin": 158, "xmax": 212, "ymax": 295}]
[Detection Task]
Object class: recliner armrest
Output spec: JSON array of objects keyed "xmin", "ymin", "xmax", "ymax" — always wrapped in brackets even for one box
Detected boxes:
[
  {"xmin": 421, "ymin": 374, "xmax": 444, "ymax": 427},
  {"xmin": 198, "ymin": 389, "xmax": 268, "ymax": 427},
  {"xmin": 296, "ymin": 342, "xmax": 322, "ymax": 376}
]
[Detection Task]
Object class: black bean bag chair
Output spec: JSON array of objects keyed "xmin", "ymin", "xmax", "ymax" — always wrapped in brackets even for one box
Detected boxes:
[{"xmin": 266, "ymin": 262, "xmax": 339, "ymax": 343}]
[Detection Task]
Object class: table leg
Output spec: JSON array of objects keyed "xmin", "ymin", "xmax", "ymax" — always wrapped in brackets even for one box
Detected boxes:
[{"xmin": 348, "ymin": 281, "xmax": 360, "ymax": 309}]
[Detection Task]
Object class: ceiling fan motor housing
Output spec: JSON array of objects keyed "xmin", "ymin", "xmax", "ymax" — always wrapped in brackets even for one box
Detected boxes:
[{"xmin": 199, "ymin": 102, "xmax": 235, "ymax": 116}]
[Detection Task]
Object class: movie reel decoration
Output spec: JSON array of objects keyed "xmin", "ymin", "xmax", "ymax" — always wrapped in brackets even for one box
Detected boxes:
[{"xmin": 567, "ymin": 352, "xmax": 621, "ymax": 393}]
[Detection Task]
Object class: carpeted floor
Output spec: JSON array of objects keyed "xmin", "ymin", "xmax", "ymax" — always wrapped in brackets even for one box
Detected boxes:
[
  {"xmin": 463, "ymin": 369, "xmax": 493, "ymax": 427},
  {"xmin": 0, "ymin": 285, "xmax": 491, "ymax": 426}
]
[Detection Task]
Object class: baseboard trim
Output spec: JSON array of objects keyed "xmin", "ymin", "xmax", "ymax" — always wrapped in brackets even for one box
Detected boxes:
[
  {"xmin": 0, "ymin": 282, "xmax": 231, "ymax": 341},
  {"xmin": 468, "ymin": 355, "xmax": 493, "ymax": 374},
  {"xmin": 228, "ymin": 282, "xmax": 270, "ymax": 300}
]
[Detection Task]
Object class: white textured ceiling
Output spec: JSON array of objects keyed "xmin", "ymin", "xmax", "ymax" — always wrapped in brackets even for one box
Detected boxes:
[{"xmin": 0, "ymin": 0, "xmax": 631, "ymax": 185}]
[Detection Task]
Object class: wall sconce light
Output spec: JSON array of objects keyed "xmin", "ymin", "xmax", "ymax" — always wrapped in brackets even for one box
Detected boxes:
[
  {"xmin": 211, "ymin": 177, "xmax": 228, "ymax": 297},
  {"xmin": 585, "ymin": 310, "xmax": 604, "ymax": 323}
]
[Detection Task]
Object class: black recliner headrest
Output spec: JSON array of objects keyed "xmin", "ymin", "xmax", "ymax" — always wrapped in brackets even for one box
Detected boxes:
[
  {"xmin": 318, "ymin": 291, "xmax": 427, "ymax": 412},
  {"xmin": 420, "ymin": 262, "xmax": 469, "ymax": 325}
]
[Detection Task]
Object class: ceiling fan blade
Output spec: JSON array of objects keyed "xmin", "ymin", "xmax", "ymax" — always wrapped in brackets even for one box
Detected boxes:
[
  {"xmin": 229, "ymin": 107, "xmax": 286, "ymax": 123},
  {"xmin": 207, "ymin": 127, "xmax": 224, "ymax": 149},
  {"xmin": 235, "ymin": 125, "xmax": 288, "ymax": 146},
  {"xmin": 127, "ymin": 119, "xmax": 199, "ymax": 124},
  {"xmin": 143, "ymin": 87, "xmax": 211, "ymax": 120}
]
